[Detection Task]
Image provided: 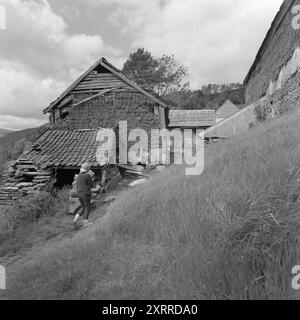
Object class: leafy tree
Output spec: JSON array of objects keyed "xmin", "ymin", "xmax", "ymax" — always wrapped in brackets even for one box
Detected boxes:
[{"xmin": 122, "ymin": 48, "xmax": 188, "ymax": 96}]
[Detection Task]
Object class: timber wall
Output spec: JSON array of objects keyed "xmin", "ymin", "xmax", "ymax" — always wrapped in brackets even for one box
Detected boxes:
[{"xmin": 53, "ymin": 92, "xmax": 161, "ymax": 132}]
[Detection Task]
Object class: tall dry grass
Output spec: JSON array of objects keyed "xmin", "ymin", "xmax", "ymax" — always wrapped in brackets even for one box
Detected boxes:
[
  {"xmin": 107, "ymin": 110, "xmax": 300, "ymax": 299},
  {"xmin": 0, "ymin": 188, "xmax": 70, "ymax": 257},
  {"xmin": 2, "ymin": 110, "xmax": 300, "ymax": 300}
]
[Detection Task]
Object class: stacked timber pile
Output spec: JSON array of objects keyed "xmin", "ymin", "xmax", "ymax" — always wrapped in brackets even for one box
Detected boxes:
[{"xmin": 0, "ymin": 158, "xmax": 52, "ymax": 206}]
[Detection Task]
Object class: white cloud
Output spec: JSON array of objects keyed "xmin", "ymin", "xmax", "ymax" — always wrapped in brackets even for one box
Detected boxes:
[
  {"xmin": 105, "ymin": 0, "xmax": 283, "ymax": 88},
  {"xmin": 0, "ymin": 0, "xmax": 122, "ymax": 129},
  {"xmin": 0, "ymin": 0, "xmax": 285, "ymax": 129},
  {"xmin": 0, "ymin": 58, "xmax": 64, "ymax": 119}
]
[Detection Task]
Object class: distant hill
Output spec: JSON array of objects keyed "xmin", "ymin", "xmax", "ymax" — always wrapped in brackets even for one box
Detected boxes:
[
  {"xmin": 0, "ymin": 125, "xmax": 48, "ymax": 173},
  {"xmin": 0, "ymin": 128, "xmax": 13, "ymax": 138},
  {"xmin": 0, "ymin": 126, "xmax": 47, "ymax": 149}
]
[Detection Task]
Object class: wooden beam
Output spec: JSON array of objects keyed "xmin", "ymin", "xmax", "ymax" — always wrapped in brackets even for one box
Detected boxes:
[{"xmin": 72, "ymin": 89, "xmax": 116, "ymax": 107}]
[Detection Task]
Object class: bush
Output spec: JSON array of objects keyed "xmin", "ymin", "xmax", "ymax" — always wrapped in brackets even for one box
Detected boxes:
[{"xmin": 254, "ymin": 103, "xmax": 272, "ymax": 122}]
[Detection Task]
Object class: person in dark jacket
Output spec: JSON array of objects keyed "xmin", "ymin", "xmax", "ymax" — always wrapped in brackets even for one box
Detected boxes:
[{"xmin": 73, "ymin": 163, "xmax": 93, "ymax": 228}]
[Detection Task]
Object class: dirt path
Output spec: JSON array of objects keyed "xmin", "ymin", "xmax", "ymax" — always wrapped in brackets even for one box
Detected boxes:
[
  {"xmin": 1, "ymin": 204, "xmax": 110, "ymax": 268},
  {"xmin": 0, "ymin": 170, "xmax": 158, "ymax": 268}
]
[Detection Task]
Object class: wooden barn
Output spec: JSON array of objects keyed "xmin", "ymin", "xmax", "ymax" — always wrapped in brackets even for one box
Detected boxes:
[
  {"xmin": 0, "ymin": 58, "xmax": 170, "ymax": 204},
  {"xmin": 44, "ymin": 57, "xmax": 168, "ymax": 132}
]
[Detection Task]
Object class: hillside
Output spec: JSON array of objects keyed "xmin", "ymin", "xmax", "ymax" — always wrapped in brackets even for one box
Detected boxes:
[
  {"xmin": 0, "ymin": 125, "xmax": 48, "ymax": 173},
  {"xmin": 0, "ymin": 128, "xmax": 13, "ymax": 138},
  {"xmin": 2, "ymin": 109, "xmax": 300, "ymax": 300},
  {"xmin": 0, "ymin": 126, "xmax": 47, "ymax": 148}
]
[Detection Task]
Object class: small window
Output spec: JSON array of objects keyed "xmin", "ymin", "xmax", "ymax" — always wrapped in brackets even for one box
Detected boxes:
[{"xmin": 60, "ymin": 111, "xmax": 69, "ymax": 120}]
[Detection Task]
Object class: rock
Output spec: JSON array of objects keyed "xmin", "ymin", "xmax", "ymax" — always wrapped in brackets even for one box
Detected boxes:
[{"xmin": 129, "ymin": 178, "xmax": 147, "ymax": 188}]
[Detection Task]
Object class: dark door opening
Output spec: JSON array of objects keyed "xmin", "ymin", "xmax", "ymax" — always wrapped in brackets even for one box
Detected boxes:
[
  {"xmin": 55, "ymin": 169, "xmax": 80, "ymax": 188},
  {"xmin": 54, "ymin": 168, "xmax": 104, "ymax": 188}
]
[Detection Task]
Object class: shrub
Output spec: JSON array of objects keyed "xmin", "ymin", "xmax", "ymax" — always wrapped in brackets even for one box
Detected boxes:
[{"xmin": 255, "ymin": 105, "xmax": 268, "ymax": 122}]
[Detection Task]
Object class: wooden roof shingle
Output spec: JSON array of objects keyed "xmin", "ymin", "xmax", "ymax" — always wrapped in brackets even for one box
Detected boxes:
[{"xmin": 26, "ymin": 129, "xmax": 115, "ymax": 169}]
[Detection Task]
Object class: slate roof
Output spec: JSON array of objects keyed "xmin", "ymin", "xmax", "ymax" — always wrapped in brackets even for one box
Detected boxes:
[
  {"xmin": 24, "ymin": 129, "xmax": 115, "ymax": 169},
  {"xmin": 168, "ymin": 110, "xmax": 216, "ymax": 128}
]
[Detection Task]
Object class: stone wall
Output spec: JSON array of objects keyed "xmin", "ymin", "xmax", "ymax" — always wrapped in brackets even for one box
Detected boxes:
[
  {"xmin": 255, "ymin": 68, "xmax": 300, "ymax": 120},
  {"xmin": 53, "ymin": 91, "xmax": 162, "ymax": 132},
  {"xmin": 205, "ymin": 101, "xmax": 261, "ymax": 139},
  {"xmin": 206, "ymin": 65, "xmax": 300, "ymax": 140},
  {"xmin": 245, "ymin": 0, "xmax": 300, "ymax": 104}
]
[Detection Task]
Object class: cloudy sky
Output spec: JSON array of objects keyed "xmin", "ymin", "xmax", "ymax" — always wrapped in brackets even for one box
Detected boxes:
[{"xmin": 0, "ymin": 0, "xmax": 283, "ymax": 130}]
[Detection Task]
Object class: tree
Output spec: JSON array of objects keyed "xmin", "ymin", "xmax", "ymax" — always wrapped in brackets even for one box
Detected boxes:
[
  {"xmin": 201, "ymin": 83, "xmax": 243, "ymax": 95},
  {"xmin": 122, "ymin": 48, "xmax": 188, "ymax": 96}
]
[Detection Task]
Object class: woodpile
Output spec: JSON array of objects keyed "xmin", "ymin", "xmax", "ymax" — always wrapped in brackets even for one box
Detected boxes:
[{"xmin": 0, "ymin": 158, "xmax": 52, "ymax": 206}]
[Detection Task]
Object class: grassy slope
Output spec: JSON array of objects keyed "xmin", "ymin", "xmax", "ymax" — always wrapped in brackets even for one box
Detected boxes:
[{"xmin": 2, "ymin": 110, "xmax": 300, "ymax": 300}]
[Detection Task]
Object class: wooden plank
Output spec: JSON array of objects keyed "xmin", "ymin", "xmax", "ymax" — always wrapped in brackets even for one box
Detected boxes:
[
  {"xmin": 72, "ymin": 89, "xmax": 116, "ymax": 107},
  {"xmin": 15, "ymin": 165, "xmax": 37, "ymax": 170},
  {"xmin": 43, "ymin": 58, "xmax": 108, "ymax": 114},
  {"xmin": 76, "ymin": 83, "xmax": 127, "ymax": 89},
  {"xmin": 76, "ymin": 81, "xmax": 127, "ymax": 87},
  {"xmin": 81, "ymin": 78, "xmax": 126, "ymax": 83},
  {"xmin": 74, "ymin": 83, "xmax": 124, "ymax": 88},
  {"xmin": 85, "ymin": 73, "xmax": 119, "ymax": 78},
  {"xmin": 126, "ymin": 171, "xmax": 150, "ymax": 177},
  {"xmin": 71, "ymin": 90, "xmax": 106, "ymax": 94},
  {"xmin": 84, "ymin": 76, "xmax": 120, "ymax": 81}
]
